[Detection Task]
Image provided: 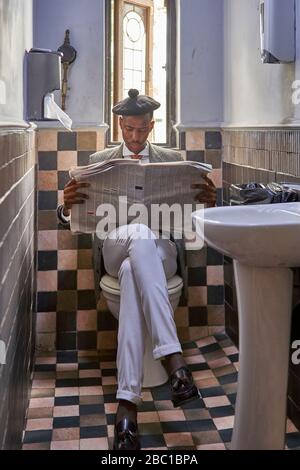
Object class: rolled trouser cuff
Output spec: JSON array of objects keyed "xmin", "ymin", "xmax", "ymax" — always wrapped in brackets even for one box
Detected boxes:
[
  {"xmin": 153, "ymin": 343, "xmax": 182, "ymax": 361},
  {"xmin": 116, "ymin": 389, "xmax": 143, "ymax": 406}
]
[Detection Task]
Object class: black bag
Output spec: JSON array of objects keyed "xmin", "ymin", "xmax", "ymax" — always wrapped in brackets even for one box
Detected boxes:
[{"xmin": 229, "ymin": 182, "xmax": 299, "ymax": 206}]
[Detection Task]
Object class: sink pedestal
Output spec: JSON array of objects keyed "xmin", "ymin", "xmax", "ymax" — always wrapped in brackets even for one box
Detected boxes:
[{"xmin": 231, "ymin": 261, "xmax": 293, "ymax": 450}]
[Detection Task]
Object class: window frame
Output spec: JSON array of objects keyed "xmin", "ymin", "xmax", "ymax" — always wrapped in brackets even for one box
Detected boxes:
[
  {"xmin": 113, "ymin": 0, "xmax": 153, "ymax": 142},
  {"xmin": 105, "ymin": 0, "xmax": 177, "ymax": 147}
]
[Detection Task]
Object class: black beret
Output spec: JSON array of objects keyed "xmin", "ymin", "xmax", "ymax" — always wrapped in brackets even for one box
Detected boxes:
[{"xmin": 112, "ymin": 89, "xmax": 161, "ymax": 116}]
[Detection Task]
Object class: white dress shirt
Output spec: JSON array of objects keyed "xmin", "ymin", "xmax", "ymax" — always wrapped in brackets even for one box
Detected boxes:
[{"xmin": 122, "ymin": 142, "xmax": 150, "ymax": 163}]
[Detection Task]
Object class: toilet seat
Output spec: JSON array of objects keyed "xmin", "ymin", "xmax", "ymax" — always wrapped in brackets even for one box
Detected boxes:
[{"xmin": 100, "ymin": 274, "xmax": 183, "ymax": 296}]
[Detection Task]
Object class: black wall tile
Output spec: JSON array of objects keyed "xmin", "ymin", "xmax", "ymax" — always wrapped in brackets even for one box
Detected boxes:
[
  {"xmin": 58, "ymin": 271, "xmax": 77, "ymax": 290},
  {"xmin": 205, "ymin": 132, "xmax": 222, "ymax": 150},
  {"xmin": 179, "ymin": 132, "xmax": 186, "ymax": 150},
  {"xmin": 37, "ymin": 292, "xmax": 57, "ymax": 312},
  {"xmin": 38, "ymin": 210, "xmax": 58, "ymax": 231},
  {"xmin": 186, "ymin": 151, "xmax": 205, "ymax": 162},
  {"xmin": 207, "ymin": 247, "xmax": 223, "ymax": 266},
  {"xmin": 188, "ymin": 267, "xmax": 207, "ymax": 286},
  {"xmin": 188, "ymin": 307, "xmax": 208, "ymax": 326},
  {"xmin": 207, "ymin": 286, "xmax": 225, "ymax": 305},
  {"xmin": 56, "ymin": 311, "xmax": 76, "ymax": 332},
  {"xmin": 97, "ymin": 310, "xmax": 118, "ymax": 331},
  {"xmin": 38, "ymin": 152, "xmax": 57, "ymax": 170},
  {"xmin": 38, "ymin": 191, "xmax": 58, "ymax": 210},
  {"xmin": 77, "ymin": 234, "xmax": 93, "ymax": 249},
  {"xmin": 58, "ymin": 171, "xmax": 70, "ymax": 190},
  {"xmin": 57, "ymin": 291, "xmax": 77, "ymax": 312},
  {"xmin": 78, "ymin": 290, "xmax": 97, "ymax": 310},
  {"xmin": 56, "ymin": 332, "xmax": 77, "ymax": 350},
  {"xmin": 58, "ymin": 132, "xmax": 77, "ymax": 151},
  {"xmin": 78, "ymin": 151, "xmax": 92, "ymax": 166},
  {"xmin": 38, "ymin": 251, "xmax": 58, "ymax": 271},
  {"xmin": 78, "ymin": 331, "xmax": 97, "ymax": 350}
]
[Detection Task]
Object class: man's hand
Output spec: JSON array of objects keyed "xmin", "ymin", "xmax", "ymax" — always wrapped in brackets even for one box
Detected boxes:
[
  {"xmin": 63, "ymin": 179, "xmax": 90, "ymax": 216},
  {"xmin": 191, "ymin": 174, "xmax": 217, "ymax": 208}
]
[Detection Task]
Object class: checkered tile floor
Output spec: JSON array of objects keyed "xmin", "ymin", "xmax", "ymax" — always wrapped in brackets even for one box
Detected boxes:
[{"xmin": 22, "ymin": 332, "xmax": 300, "ymax": 450}]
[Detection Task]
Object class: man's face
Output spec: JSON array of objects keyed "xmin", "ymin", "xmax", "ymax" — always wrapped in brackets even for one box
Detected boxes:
[{"xmin": 119, "ymin": 114, "xmax": 154, "ymax": 154}]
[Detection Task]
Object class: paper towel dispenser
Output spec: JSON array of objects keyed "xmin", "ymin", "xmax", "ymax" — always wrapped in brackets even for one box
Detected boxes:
[
  {"xmin": 26, "ymin": 48, "xmax": 62, "ymax": 120},
  {"xmin": 26, "ymin": 48, "xmax": 72, "ymax": 130},
  {"xmin": 259, "ymin": 0, "xmax": 295, "ymax": 64}
]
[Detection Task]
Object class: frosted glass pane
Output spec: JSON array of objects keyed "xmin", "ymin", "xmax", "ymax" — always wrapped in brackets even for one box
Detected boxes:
[
  {"xmin": 124, "ymin": 11, "xmax": 144, "ymax": 43},
  {"xmin": 124, "ymin": 49, "xmax": 134, "ymax": 70},
  {"xmin": 133, "ymin": 50, "xmax": 143, "ymax": 72},
  {"xmin": 124, "ymin": 72, "xmax": 134, "ymax": 92},
  {"xmin": 133, "ymin": 70, "xmax": 142, "ymax": 90}
]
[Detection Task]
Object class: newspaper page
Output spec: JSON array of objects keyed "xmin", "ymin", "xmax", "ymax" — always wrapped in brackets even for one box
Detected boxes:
[{"xmin": 69, "ymin": 159, "xmax": 212, "ymax": 240}]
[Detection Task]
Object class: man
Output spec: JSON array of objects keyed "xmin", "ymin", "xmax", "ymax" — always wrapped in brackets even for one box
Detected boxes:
[{"xmin": 57, "ymin": 89, "xmax": 216, "ymax": 450}]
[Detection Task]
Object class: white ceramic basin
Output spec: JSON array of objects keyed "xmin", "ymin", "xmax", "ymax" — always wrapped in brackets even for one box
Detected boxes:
[
  {"xmin": 193, "ymin": 202, "xmax": 300, "ymax": 267},
  {"xmin": 192, "ymin": 202, "xmax": 300, "ymax": 450}
]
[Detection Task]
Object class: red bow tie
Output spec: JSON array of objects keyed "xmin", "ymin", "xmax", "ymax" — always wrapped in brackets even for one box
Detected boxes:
[{"xmin": 130, "ymin": 154, "xmax": 143, "ymax": 160}]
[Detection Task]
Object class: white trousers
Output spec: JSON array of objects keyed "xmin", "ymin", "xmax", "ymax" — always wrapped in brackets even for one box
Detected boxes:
[{"xmin": 102, "ymin": 224, "xmax": 182, "ymax": 405}]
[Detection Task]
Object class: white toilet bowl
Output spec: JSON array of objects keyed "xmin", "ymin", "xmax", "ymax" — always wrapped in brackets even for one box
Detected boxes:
[{"xmin": 100, "ymin": 274, "xmax": 183, "ymax": 388}]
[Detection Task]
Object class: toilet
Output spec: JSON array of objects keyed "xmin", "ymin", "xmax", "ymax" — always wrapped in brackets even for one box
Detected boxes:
[{"xmin": 100, "ymin": 274, "xmax": 183, "ymax": 388}]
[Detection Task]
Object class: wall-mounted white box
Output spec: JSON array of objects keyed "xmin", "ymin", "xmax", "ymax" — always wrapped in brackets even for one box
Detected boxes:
[{"xmin": 260, "ymin": 0, "xmax": 295, "ymax": 63}]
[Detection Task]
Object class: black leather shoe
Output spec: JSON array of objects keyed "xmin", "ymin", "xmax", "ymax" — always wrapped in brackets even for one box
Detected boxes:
[
  {"xmin": 113, "ymin": 417, "xmax": 141, "ymax": 450},
  {"xmin": 170, "ymin": 366, "xmax": 201, "ymax": 407}
]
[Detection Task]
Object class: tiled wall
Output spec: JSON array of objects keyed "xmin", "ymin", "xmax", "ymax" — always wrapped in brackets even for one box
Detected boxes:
[
  {"xmin": 36, "ymin": 130, "xmax": 105, "ymax": 352},
  {"xmin": 0, "ymin": 127, "xmax": 36, "ymax": 449},
  {"xmin": 222, "ymin": 127, "xmax": 300, "ymax": 430},
  {"xmin": 36, "ymin": 128, "xmax": 225, "ymax": 354},
  {"xmin": 177, "ymin": 129, "xmax": 224, "ymax": 340}
]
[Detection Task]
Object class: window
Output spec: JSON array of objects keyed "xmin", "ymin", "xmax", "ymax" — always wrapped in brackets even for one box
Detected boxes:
[{"xmin": 106, "ymin": 0, "xmax": 176, "ymax": 146}]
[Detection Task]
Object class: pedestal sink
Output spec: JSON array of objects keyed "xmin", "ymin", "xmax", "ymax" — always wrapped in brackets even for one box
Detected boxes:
[{"xmin": 192, "ymin": 202, "xmax": 300, "ymax": 450}]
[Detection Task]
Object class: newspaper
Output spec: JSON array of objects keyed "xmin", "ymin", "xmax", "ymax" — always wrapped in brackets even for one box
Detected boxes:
[{"xmin": 69, "ymin": 159, "xmax": 212, "ymax": 239}]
